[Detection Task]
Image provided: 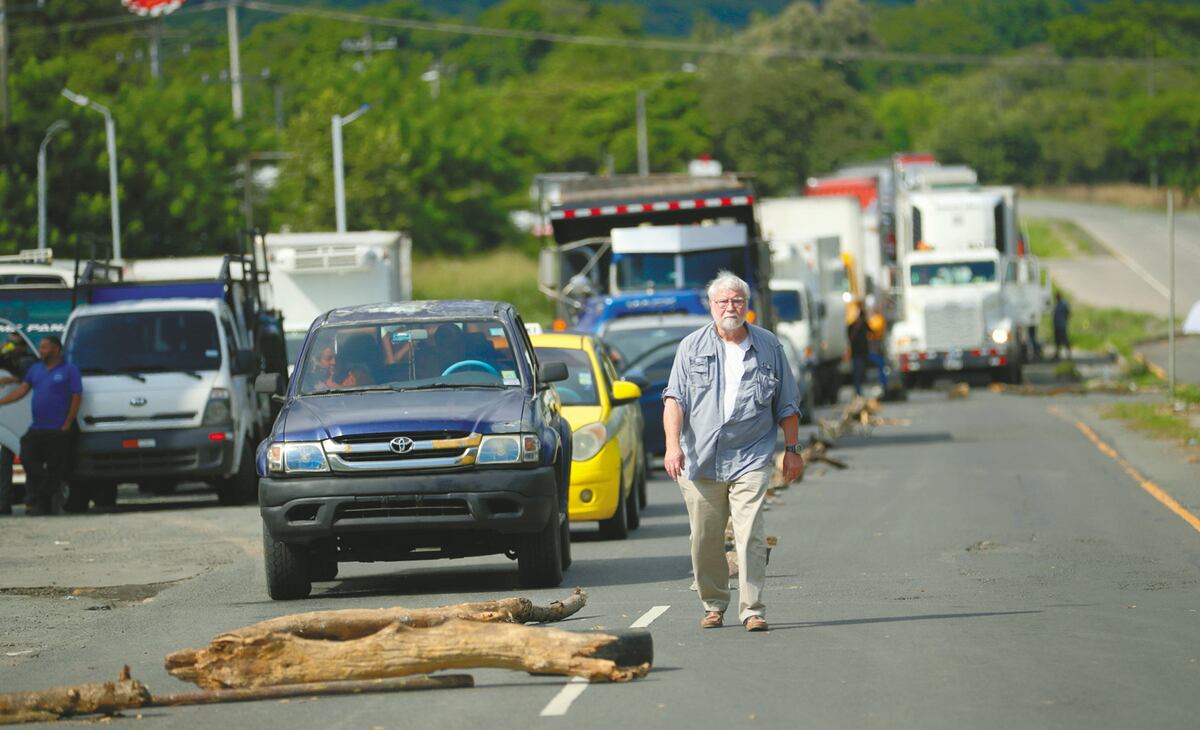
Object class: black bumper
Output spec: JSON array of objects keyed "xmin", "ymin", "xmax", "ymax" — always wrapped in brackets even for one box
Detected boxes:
[
  {"xmin": 899, "ymin": 350, "xmax": 1012, "ymax": 375},
  {"xmin": 73, "ymin": 427, "xmax": 235, "ymax": 481},
  {"xmin": 260, "ymin": 466, "xmax": 558, "ymax": 544}
]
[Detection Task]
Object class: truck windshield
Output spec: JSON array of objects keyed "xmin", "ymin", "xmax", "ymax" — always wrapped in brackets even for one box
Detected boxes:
[
  {"xmin": 771, "ymin": 290, "xmax": 803, "ymax": 322},
  {"xmin": 297, "ymin": 318, "xmax": 523, "ymax": 395},
  {"xmin": 534, "ymin": 347, "xmax": 599, "ymax": 406},
  {"xmin": 910, "ymin": 262, "xmax": 996, "ymax": 286},
  {"xmin": 68, "ymin": 311, "xmax": 222, "ymax": 374},
  {"xmin": 615, "ymin": 248, "xmax": 748, "ymax": 291}
]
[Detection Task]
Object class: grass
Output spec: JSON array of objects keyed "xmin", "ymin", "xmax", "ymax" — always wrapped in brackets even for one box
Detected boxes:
[
  {"xmin": 1025, "ymin": 218, "xmax": 1102, "ymax": 258},
  {"xmin": 1104, "ymin": 401, "xmax": 1200, "ymax": 447},
  {"xmin": 1038, "ymin": 299, "xmax": 1168, "ymax": 359},
  {"xmin": 412, "ymin": 248, "xmax": 553, "ymax": 325}
]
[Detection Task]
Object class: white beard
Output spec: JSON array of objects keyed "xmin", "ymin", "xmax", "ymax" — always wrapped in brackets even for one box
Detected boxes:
[{"xmin": 717, "ymin": 314, "xmax": 745, "ymax": 332}]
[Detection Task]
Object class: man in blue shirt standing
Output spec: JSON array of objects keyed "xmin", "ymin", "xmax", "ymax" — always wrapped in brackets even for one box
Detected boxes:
[{"xmin": 0, "ymin": 336, "xmax": 82, "ymax": 515}]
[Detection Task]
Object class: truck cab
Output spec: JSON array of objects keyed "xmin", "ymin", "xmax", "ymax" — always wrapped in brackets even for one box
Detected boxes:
[
  {"xmin": 255, "ymin": 300, "xmax": 573, "ymax": 599},
  {"xmin": 60, "ymin": 253, "xmax": 283, "ymax": 508}
]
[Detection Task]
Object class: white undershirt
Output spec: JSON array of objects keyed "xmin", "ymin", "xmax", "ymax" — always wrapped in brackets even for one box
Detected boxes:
[{"xmin": 722, "ymin": 338, "xmax": 751, "ymax": 422}]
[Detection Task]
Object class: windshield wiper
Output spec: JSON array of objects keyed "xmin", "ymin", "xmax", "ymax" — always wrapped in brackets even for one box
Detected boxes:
[
  {"xmin": 389, "ymin": 382, "xmax": 504, "ymax": 392},
  {"xmin": 124, "ymin": 365, "xmax": 204, "ymax": 380},
  {"xmin": 81, "ymin": 367, "xmax": 146, "ymax": 383}
]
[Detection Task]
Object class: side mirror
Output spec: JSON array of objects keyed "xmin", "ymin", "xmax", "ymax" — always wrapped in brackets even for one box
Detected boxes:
[
  {"xmin": 538, "ymin": 361, "xmax": 569, "ymax": 384},
  {"xmin": 611, "ymin": 380, "xmax": 642, "ymax": 405},
  {"xmin": 623, "ymin": 373, "xmax": 649, "ymax": 391},
  {"xmin": 234, "ymin": 349, "xmax": 259, "ymax": 376},
  {"xmin": 255, "ymin": 372, "xmax": 284, "ymax": 395}
]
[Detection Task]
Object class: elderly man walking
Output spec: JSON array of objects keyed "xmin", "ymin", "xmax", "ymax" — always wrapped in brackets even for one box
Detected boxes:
[{"xmin": 663, "ymin": 271, "xmax": 804, "ymax": 632}]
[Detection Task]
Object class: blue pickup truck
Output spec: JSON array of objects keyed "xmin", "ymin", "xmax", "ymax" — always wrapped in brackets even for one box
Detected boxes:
[{"xmin": 254, "ymin": 300, "xmax": 573, "ymax": 599}]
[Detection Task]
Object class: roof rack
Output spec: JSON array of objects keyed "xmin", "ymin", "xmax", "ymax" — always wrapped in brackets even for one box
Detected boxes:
[{"xmin": 0, "ymin": 249, "xmax": 54, "ymax": 265}]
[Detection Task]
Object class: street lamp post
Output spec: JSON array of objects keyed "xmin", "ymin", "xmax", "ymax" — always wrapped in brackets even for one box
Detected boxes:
[
  {"xmin": 37, "ymin": 119, "xmax": 68, "ymax": 251},
  {"xmin": 61, "ymin": 88, "xmax": 121, "ymax": 261},
  {"xmin": 331, "ymin": 104, "xmax": 369, "ymax": 234}
]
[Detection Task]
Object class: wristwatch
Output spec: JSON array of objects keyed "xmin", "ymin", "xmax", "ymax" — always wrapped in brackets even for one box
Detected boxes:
[{"xmin": 784, "ymin": 444, "xmax": 802, "ymax": 455}]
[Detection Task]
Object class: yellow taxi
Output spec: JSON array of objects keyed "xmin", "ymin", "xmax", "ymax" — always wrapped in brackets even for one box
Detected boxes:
[{"xmin": 532, "ymin": 332, "xmax": 646, "ymax": 539}]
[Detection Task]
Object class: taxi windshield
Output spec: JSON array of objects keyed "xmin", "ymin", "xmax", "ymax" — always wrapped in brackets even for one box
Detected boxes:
[
  {"xmin": 535, "ymin": 347, "xmax": 600, "ymax": 406},
  {"xmin": 297, "ymin": 318, "xmax": 523, "ymax": 395}
]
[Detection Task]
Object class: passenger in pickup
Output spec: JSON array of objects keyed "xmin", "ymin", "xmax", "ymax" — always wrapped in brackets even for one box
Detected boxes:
[{"xmin": 331, "ymin": 333, "xmax": 379, "ymax": 386}]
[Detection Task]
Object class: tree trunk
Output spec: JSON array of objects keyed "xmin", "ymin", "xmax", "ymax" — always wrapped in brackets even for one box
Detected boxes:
[
  {"xmin": 0, "ymin": 674, "xmax": 150, "ymax": 725},
  {"xmin": 166, "ymin": 619, "xmax": 651, "ymax": 689}
]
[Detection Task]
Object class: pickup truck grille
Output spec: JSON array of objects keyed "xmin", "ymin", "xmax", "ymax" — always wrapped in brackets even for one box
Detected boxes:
[
  {"xmin": 323, "ymin": 433, "xmax": 482, "ymax": 472},
  {"xmin": 924, "ymin": 303, "xmax": 983, "ymax": 351},
  {"xmin": 334, "ymin": 497, "xmax": 472, "ymax": 521}
]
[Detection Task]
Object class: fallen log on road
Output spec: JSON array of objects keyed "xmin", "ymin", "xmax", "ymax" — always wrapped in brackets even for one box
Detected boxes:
[{"xmin": 166, "ymin": 619, "xmax": 652, "ymax": 688}]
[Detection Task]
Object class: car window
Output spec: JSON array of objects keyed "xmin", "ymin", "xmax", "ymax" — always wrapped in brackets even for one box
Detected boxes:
[{"xmin": 535, "ymin": 347, "xmax": 598, "ymax": 406}]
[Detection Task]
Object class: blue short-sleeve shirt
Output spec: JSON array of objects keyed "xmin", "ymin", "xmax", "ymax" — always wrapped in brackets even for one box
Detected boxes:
[{"xmin": 23, "ymin": 361, "xmax": 83, "ymax": 430}]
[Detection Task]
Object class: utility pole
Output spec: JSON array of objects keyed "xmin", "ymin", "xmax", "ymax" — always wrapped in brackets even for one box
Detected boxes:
[
  {"xmin": 331, "ymin": 105, "xmax": 369, "ymax": 233},
  {"xmin": 37, "ymin": 119, "xmax": 68, "ymax": 251},
  {"xmin": 636, "ymin": 90, "xmax": 648, "ymax": 177},
  {"xmin": 227, "ymin": 0, "xmax": 243, "ymax": 121},
  {"xmin": 1147, "ymin": 33, "xmax": 1158, "ymax": 191},
  {"xmin": 149, "ymin": 17, "xmax": 162, "ymax": 82},
  {"xmin": 62, "ymin": 89, "xmax": 121, "ymax": 261},
  {"xmin": 1167, "ymin": 191, "xmax": 1176, "ymax": 400},
  {"xmin": 0, "ymin": 0, "xmax": 10, "ymax": 129}
]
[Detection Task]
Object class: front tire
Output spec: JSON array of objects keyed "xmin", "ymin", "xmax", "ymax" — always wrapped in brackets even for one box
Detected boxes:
[
  {"xmin": 517, "ymin": 513, "xmax": 564, "ymax": 588},
  {"xmin": 263, "ymin": 528, "xmax": 312, "ymax": 600}
]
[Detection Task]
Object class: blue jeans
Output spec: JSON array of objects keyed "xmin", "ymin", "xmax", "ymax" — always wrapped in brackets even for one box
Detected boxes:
[{"xmin": 853, "ymin": 354, "xmax": 889, "ymax": 396}]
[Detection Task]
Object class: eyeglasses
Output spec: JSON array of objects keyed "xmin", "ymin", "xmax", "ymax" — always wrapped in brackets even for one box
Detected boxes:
[{"xmin": 712, "ymin": 298, "xmax": 747, "ymax": 310}]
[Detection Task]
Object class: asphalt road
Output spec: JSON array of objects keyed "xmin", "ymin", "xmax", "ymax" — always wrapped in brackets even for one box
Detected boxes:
[
  {"xmin": 1023, "ymin": 199, "xmax": 1200, "ymax": 318},
  {"xmin": 3, "ymin": 385, "xmax": 1200, "ymax": 729}
]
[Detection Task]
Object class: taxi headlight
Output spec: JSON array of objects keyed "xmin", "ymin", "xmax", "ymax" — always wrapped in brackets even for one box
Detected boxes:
[
  {"xmin": 571, "ymin": 422, "xmax": 608, "ymax": 462},
  {"xmin": 268, "ymin": 442, "xmax": 329, "ymax": 473}
]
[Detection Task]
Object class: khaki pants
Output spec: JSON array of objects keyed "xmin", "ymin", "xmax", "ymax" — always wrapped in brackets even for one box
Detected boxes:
[{"xmin": 678, "ymin": 463, "xmax": 772, "ymax": 623}]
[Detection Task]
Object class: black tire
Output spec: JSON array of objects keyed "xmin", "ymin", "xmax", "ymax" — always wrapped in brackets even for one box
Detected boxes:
[
  {"xmin": 559, "ymin": 510, "xmax": 572, "ymax": 571},
  {"xmin": 217, "ymin": 443, "xmax": 258, "ymax": 506},
  {"xmin": 636, "ymin": 449, "xmax": 648, "ymax": 510},
  {"xmin": 91, "ymin": 481, "xmax": 118, "ymax": 508},
  {"xmin": 517, "ymin": 512, "xmax": 564, "ymax": 588},
  {"xmin": 263, "ymin": 528, "xmax": 312, "ymax": 600},
  {"xmin": 598, "ymin": 473, "xmax": 630, "ymax": 540},
  {"xmin": 309, "ymin": 548, "xmax": 339, "ymax": 582},
  {"xmin": 624, "ymin": 468, "xmax": 641, "ymax": 531}
]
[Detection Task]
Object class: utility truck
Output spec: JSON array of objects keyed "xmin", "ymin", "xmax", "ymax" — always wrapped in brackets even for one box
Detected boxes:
[
  {"xmin": 538, "ymin": 172, "xmax": 773, "ymax": 333},
  {"xmin": 263, "ymin": 231, "xmax": 413, "ymax": 369},
  {"xmin": 61, "ymin": 248, "xmax": 286, "ymax": 508},
  {"xmin": 759, "ymin": 198, "xmax": 852, "ymax": 405},
  {"xmin": 888, "ymin": 166, "xmax": 1031, "ymax": 386}
]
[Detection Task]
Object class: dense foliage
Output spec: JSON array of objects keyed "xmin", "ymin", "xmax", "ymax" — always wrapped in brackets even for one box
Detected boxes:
[{"xmin": 0, "ymin": 0, "xmax": 1196, "ymax": 257}]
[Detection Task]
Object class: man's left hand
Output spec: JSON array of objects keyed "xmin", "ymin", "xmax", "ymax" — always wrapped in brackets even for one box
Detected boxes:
[{"xmin": 782, "ymin": 451, "xmax": 805, "ymax": 483}]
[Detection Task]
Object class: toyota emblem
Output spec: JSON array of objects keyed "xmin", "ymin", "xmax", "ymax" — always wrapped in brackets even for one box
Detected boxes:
[
  {"xmin": 130, "ymin": 396, "xmax": 147, "ymax": 407},
  {"xmin": 389, "ymin": 436, "xmax": 415, "ymax": 454}
]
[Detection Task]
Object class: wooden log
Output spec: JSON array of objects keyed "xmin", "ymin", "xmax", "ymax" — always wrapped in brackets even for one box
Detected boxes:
[
  {"xmin": 0, "ymin": 669, "xmax": 150, "ymax": 725},
  {"xmin": 166, "ymin": 619, "xmax": 651, "ymax": 689},
  {"xmin": 150, "ymin": 674, "xmax": 474, "ymax": 707},
  {"xmin": 237, "ymin": 589, "xmax": 588, "ymax": 641}
]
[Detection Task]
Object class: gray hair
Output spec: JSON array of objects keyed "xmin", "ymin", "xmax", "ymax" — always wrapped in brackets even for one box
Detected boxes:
[{"xmin": 706, "ymin": 270, "xmax": 751, "ymax": 303}]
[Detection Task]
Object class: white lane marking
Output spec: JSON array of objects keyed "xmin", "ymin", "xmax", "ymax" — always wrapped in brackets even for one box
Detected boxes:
[
  {"xmin": 629, "ymin": 604, "xmax": 671, "ymax": 628},
  {"xmin": 540, "ymin": 677, "xmax": 589, "ymax": 717},
  {"xmin": 539, "ymin": 605, "xmax": 671, "ymax": 718},
  {"xmin": 1101, "ymin": 239, "xmax": 1170, "ymax": 299}
]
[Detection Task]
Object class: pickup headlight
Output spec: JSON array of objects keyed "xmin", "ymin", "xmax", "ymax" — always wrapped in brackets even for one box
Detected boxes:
[
  {"xmin": 991, "ymin": 328, "xmax": 1010, "ymax": 345},
  {"xmin": 267, "ymin": 442, "xmax": 329, "ymax": 473},
  {"xmin": 572, "ymin": 422, "xmax": 608, "ymax": 462},
  {"xmin": 202, "ymin": 388, "xmax": 231, "ymax": 425},
  {"xmin": 478, "ymin": 434, "xmax": 540, "ymax": 465}
]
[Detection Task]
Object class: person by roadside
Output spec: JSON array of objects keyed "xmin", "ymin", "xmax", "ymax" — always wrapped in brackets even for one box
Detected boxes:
[
  {"xmin": 0, "ymin": 336, "xmax": 81, "ymax": 515},
  {"xmin": 0, "ymin": 334, "xmax": 38, "ymax": 514},
  {"xmin": 663, "ymin": 271, "xmax": 804, "ymax": 633},
  {"xmin": 848, "ymin": 301, "xmax": 871, "ymax": 397},
  {"xmin": 1053, "ymin": 292, "xmax": 1071, "ymax": 361}
]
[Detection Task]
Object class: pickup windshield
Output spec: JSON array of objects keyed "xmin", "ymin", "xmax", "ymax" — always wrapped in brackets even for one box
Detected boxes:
[
  {"xmin": 910, "ymin": 261, "xmax": 996, "ymax": 286},
  {"xmin": 67, "ymin": 311, "xmax": 222, "ymax": 374},
  {"xmin": 297, "ymin": 318, "xmax": 524, "ymax": 396}
]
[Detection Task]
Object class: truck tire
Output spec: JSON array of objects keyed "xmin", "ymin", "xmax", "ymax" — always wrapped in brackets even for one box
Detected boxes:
[
  {"xmin": 91, "ymin": 481, "xmax": 118, "ymax": 509},
  {"xmin": 309, "ymin": 543, "xmax": 339, "ymax": 582},
  {"xmin": 517, "ymin": 513, "xmax": 564, "ymax": 588},
  {"xmin": 217, "ymin": 444, "xmax": 257, "ymax": 506},
  {"xmin": 263, "ymin": 528, "xmax": 312, "ymax": 600},
  {"xmin": 598, "ymin": 474, "xmax": 630, "ymax": 540}
]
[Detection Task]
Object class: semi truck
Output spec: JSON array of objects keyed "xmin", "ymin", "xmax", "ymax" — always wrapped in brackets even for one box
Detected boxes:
[
  {"xmin": 538, "ymin": 172, "xmax": 774, "ymax": 333},
  {"xmin": 887, "ymin": 167, "xmax": 1031, "ymax": 386}
]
